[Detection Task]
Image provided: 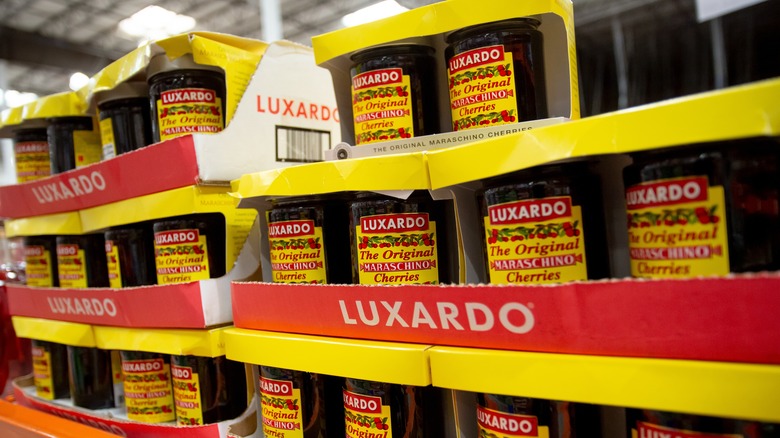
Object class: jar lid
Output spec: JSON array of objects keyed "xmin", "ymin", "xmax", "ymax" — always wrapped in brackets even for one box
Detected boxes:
[
  {"xmin": 350, "ymin": 40, "xmax": 435, "ymax": 63},
  {"xmin": 446, "ymin": 17, "xmax": 542, "ymax": 43},
  {"xmin": 45, "ymin": 115, "xmax": 94, "ymax": 124},
  {"xmin": 147, "ymin": 53, "xmax": 223, "ymax": 82},
  {"xmin": 95, "ymin": 81, "xmax": 148, "ymax": 106},
  {"xmin": 12, "ymin": 118, "xmax": 48, "ymax": 131}
]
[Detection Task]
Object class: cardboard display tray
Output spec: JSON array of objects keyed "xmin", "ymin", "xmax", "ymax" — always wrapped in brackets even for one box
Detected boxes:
[
  {"xmin": 231, "ymin": 273, "xmax": 780, "ymax": 365},
  {"xmin": 13, "ymin": 376, "xmax": 260, "ymax": 438}
]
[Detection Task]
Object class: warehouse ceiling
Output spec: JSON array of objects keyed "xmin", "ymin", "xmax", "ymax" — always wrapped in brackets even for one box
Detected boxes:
[
  {"xmin": 0, "ymin": 0, "xmax": 419, "ymax": 99},
  {"xmin": 0, "ymin": 0, "xmax": 776, "ymax": 114},
  {"xmin": 0, "ymin": 0, "xmax": 686, "ymax": 98}
]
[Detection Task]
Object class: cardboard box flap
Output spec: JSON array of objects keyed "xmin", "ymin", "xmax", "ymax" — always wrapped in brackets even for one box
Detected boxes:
[
  {"xmin": 193, "ymin": 40, "xmax": 341, "ymax": 182},
  {"xmin": 20, "ymin": 91, "xmax": 88, "ymax": 120}
]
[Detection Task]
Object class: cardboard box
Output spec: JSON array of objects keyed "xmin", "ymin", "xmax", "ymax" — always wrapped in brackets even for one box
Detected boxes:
[
  {"xmin": 6, "ymin": 185, "xmax": 261, "ymax": 328},
  {"xmin": 230, "ymin": 78, "xmax": 780, "ymax": 364},
  {"xmin": 0, "ymin": 36, "xmax": 340, "ymax": 219},
  {"xmin": 13, "ymin": 376, "xmax": 260, "ymax": 438},
  {"xmin": 311, "ymin": 0, "xmax": 577, "ymax": 159}
]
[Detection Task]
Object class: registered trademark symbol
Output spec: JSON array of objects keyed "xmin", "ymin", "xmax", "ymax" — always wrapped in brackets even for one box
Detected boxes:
[{"xmin": 527, "ymin": 302, "xmax": 534, "ymax": 309}]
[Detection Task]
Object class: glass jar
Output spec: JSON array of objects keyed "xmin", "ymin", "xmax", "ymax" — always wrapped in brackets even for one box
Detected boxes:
[
  {"xmin": 47, "ymin": 116, "xmax": 102, "ymax": 174},
  {"xmin": 23, "ymin": 236, "xmax": 59, "ymax": 288},
  {"xmin": 153, "ymin": 213, "xmax": 226, "ymax": 285},
  {"xmin": 627, "ymin": 409, "xmax": 780, "ymax": 437},
  {"xmin": 478, "ymin": 394, "xmax": 601, "ymax": 438},
  {"xmin": 105, "ymin": 225, "xmax": 156, "ymax": 288},
  {"xmin": 13, "ymin": 124, "xmax": 50, "ymax": 183},
  {"xmin": 349, "ymin": 191, "xmax": 455, "ymax": 285},
  {"xmin": 477, "ymin": 161, "xmax": 610, "ymax": 284},
  {"xmin": 67, "ymin": 347, "xmax": 121, "ymax": 409},
  {"xmin": 31, "ymin": 340, "xmax": 69, "ymax": 399},
  {"xmin": 350, "ymin": 43, "xmax": 440, "ymax": 145},
  {"xmin": 266, "ymin": 196, "xmax": 351, "ymax": 284},
  {"xmin": 171, "ymin": 355, "xmax": 247, "ymax": 425},
  {"xmin": 446, "ymin": 18, "xmax": 547, "ymax": 131},
  {"xmin": 56, "ymin": 234, "xmax": 109, "ymax": 288},
  {"xmin": 624, "ymin": 138, "xmax": 780, "ymax": 278},
  {"xmin": 120, "ymin": 351, "xmax": 175, "ymax": 423},
  {"xmin": 147, "ymin": 54, "xmax": 226, "ymax": 143},
  {"xmin": 259, "ymin": 366, "xmax": 339, "ymax": 437},
  {"xmin": 343, "ymin": 378, "xmax": 439, "ymax": 437},
  {"xmin": 96, "ymin": 81, "xmax": 154, "ymax": 159}
]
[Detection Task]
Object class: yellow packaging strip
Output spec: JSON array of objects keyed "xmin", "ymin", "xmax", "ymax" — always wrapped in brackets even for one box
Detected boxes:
[
  {"xmin": 427, "ymin": 77, "xmax": 780, "ymax": 189},
  {"xmin": 20, "ymin": 91, "xmax": 88, "ymax": 121},
  {"xmin": 232, "ymin": 152, "xmax": 429, "ymax": 199},
  {"xmin": 79, "ymin": 185, "xmax": 257, "ymax": 270},
  {"xmin": 0, "ymin": 106, "xmax": 24, "ymax": 135},
  {"xmin": 430, "ymin": 346, "xmax": 780, "ymax": 423},
  {"xmin": 5, "ymin": 212, "xmax": 83, "ymax": 238},
  {"xmin": 93, "ymin": 326, "xmax": 228, "ymax": 357},
  {"xmin": 11, "ymin": 316, "xmax": 96, "ymax": 347},
  {"xmin": 225, "ymin": 328, "xmax": 432, "ymax": 386}
]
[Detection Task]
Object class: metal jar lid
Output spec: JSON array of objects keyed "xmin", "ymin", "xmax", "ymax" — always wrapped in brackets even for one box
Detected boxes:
[
  {"xmin": 147, "ymin": 53, "xmax": 224, "ymax": 82},
  {"xmin": 446, "ymin": 17, "xmax": 543, "ymax": 43},
  {"xmin": 350, "ymin": 39, "xmax": 436, "ymax": 63},
  {"xmin": 95, "ymin": 81, "xmax": 149, "ymax": 106},
  {"xmin": 12, "ymin": 118, "xmax": 49, "ymax": 131}
]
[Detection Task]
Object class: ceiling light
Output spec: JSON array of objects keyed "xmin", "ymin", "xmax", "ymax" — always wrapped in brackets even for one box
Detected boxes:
[
  {"xmin": 69, "ymin": 72, "xmax": 90, "ymax": 91},
  {"xmin": 3, "ymin": 90, "xmax": 38, "ymax": 108},
  {"xmin": 118, "ymin": 5, "xmax": 196, "ymax": 42},
  {"xmin": 342, "ymin": 0, "xmax": 408, "ymax": 27}
]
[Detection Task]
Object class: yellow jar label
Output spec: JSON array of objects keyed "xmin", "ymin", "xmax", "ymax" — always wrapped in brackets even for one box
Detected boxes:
[
  {"xmin": 157, "ymin": 88, "xmax": 224, "ymax": 141},
  {"xmin": 484, "ymin": 196, "xmax": 587, "ymax": 284},
  {"xmin": 627, "ymin": 176, "xmax": 730, "ymax": 278},
  {"xmin": 14, "ymin": 140, "xmax": 50, "ymax": 182},
  {"xmin": 73, "ymin": 125, "xmax": 102, "ymax": 168},
  {"xmin": 32, "ymin": 346, "xmax": 56, "ymax": 400},
  {"xmin": 25, "ymin": 245, "xmax": 54, "ymax": 288},
  {"xmin": 111, "ymin": 351, "xmax": 125, "ymax": 408},
  {"xmin": 105, "ymin": 240, "xmax": 122, "ymax": 289},
  {"xmin": 260, "ymin": 377, "xmax": 304, "ymax": 437},
  {"xmin": 99, "ymin": 117, "xmax": 116, "ymax": 159},
  {"xmin": 154, "ymin": 229, "xmax": 211, "ymax": 285},
  {"xmin": 632, "ymin": 422, "xmax": 742, "ymax": 438},
  {"xmin": 268, "ymin": 218, "xmax": 327, "ymax": 284},
  {"xmin": 477, "ymin": 406, "xmax": 549, "ymax": 437},
  {"xmin": 351, "ymin": 68, "xmax": 414, "ymax": 145},
  {"xmin": 355, "ymin": 213, "xmax": 439, "ymax": 285},
  {"xmin": 122, "ymin": 358, "xmax": 175, "ymax": 423},
  {"xmin": 172, "ymin": 364, "xmax": 204, "ymax": 426},
  {"xmin": 56, "ymin": 244, "xmax": 88, "ymax": 288},
  {"xmin": 448, "ymin": 45, "xmax": 518, "ymax": 131},
  {"xmin": 343, "ymin": 390, "xmax": 391, "ymax": 437}
]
